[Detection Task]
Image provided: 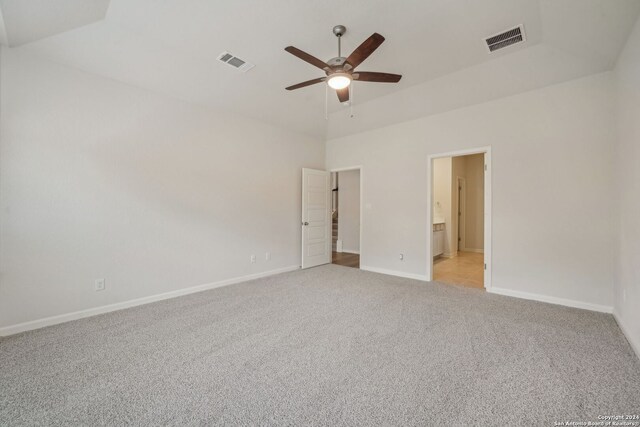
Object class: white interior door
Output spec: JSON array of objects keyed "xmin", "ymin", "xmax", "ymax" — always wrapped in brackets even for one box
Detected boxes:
[{"xmin": 301, "ymin": 168, "xmax": 331, "ymax": 269}]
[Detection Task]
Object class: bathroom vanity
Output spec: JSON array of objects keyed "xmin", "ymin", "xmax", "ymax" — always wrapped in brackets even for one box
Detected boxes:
[{"xmin": 433, "ymin": 220, "xmax": 445, "ymax": 257}]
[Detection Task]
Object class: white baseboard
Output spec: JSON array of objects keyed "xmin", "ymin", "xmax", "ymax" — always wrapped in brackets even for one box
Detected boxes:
[
  {"xmin": 613, "ymin": 311, "xmax": 640, "ymax": 361},
  {"xmin": 0, "ymin": 265, "xmax": 300, "ymax": 337},
  {"xmin": 341, "ymin": 249, "xmax": 360, "ymax": 254},
  {"xmin": 360, "ymin": 265, "xmax": 428, "ymax": 282},
  {"xmin": 462, "ymin": 248, "xmax": 484, "ymax": 254},
  {"xmin": 487, "ymin": 287, "xmax": 613, "ymax": 313}
]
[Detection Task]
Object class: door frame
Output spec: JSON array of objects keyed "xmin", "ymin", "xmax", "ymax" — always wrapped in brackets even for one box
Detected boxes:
[
  {"xmin": 427, "ymin": 147, "xmax": 492, "ymax": 289},
  {"xmin": 329, "ymin": 166, "xmax": 363, "ymax": 262},
  {"xmin": 456, "ymin": 176, "xmax": 466, "ymax": 252}
]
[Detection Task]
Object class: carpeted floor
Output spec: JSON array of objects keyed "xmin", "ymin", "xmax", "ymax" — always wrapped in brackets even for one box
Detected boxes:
[{"xmin": 1, "ymin": 264, "xmax": 639, "ymax": 425}]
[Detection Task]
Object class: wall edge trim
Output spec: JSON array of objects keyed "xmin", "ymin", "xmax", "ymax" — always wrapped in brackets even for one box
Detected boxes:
[
  {"xmin": 487, "ymin": 286, "xmax": 613, "ymax": 313},
  {"xmin": 0, "ymin": 265, "xmax": 300, "ymax": 337}
]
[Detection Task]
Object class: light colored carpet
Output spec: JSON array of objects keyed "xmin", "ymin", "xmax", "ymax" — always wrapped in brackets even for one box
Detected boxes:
[{"xmin": 1, "ymin": 264, "xmax": 639, "ymax": 425}]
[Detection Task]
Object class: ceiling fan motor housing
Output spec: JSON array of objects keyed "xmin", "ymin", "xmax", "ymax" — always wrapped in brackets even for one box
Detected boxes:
[
  {"xmin": 327, "ymin": 57, "xmax": 351, "ymax": 72},
  {"xmin": 333, "ymin": 25, "xmax": 347, "ymax": 37},
  {"xmin": 284, "ymin": 27, "xmax": 401, "ymax": 101}
]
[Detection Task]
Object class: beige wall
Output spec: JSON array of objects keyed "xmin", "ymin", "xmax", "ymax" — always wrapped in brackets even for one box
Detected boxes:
[
  {"xmin": 450, "ymin": 156, "xmax": 465, "ymax": 256},
  {"xmin": 463, "ymin": 154, "xmax": 485, "ymax": 251},
  {"xmin": 433, "ymin": 158, "xmax": 453, "ymax": 256},
  {"xmin": 436, "ymin": 153, "xmax": 484, "ymax": 257}
]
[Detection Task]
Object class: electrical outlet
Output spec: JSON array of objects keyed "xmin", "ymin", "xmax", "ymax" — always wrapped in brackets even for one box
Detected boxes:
[
  {"xmin": 250, "ymin": 254, "xmax": 256, "ymax": 264},
  {"xmin": 399, "ymin": 253, "xmax": 404, "ymax": 261},
  {"xmin": 265, "ymin": 252, "xmax": 271, "ymax": 261},
  {"xmin": 95, "ymin": 278, "xmax": 105, "ymax": 291}
]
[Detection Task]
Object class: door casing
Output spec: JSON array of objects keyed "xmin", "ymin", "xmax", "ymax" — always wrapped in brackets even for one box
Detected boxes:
[
  {"xmin": 427, "ymin": 147, "xmax": 492, "ymax": 289},
  {"xmin": 329, "ymin": 166, "xmax": 363, "ymax": 263}
]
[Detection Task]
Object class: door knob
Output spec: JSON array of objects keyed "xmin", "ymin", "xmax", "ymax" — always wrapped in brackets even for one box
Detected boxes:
[{"xmin": 302, "ymin": 221, "xmax": 309, "ymax": 226}]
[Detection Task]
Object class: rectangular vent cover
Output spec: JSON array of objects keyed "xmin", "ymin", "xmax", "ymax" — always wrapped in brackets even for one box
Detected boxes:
[
  {"xmin": 485, "ymin": 25, "xmax": 525, "ymax": 53},
  {"xmin": 217, "ymin": 52, "xmax": 254, "ymax": 72}
]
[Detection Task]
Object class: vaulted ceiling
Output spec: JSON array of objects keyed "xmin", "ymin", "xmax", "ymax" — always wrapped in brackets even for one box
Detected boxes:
[{"xmin": 1, "ymin": 0, "xmax": 639, "ymax": 138}]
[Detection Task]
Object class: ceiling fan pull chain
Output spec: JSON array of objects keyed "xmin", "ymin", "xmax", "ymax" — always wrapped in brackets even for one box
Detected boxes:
[
  {"xmin": 350, "ymin": 83, "xmax": 355, "ymax": 118},
  {"xmin": 325, "ymin": 83, "xmax": 328, "ymax": 120}
]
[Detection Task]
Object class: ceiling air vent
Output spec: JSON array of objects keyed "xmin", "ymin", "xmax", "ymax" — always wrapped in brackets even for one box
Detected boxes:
[
  {"xmin": 485, "ymin": 25, "xmax": 525, "ymax": 53},
  {"xmin": 217, "ymin": 51, "xmax": 255, "ymax": 72}
]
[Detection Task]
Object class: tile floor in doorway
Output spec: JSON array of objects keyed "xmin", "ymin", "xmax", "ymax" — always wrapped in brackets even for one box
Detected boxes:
[{"xmin": 433, "ymin": 251, "xmax": 484, "ymax": 289}]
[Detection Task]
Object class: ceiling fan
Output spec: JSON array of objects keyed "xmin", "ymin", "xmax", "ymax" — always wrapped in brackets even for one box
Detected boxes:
[{"xmin": 284, "ymin": 25, "xmax": 402, "ymax": 103}]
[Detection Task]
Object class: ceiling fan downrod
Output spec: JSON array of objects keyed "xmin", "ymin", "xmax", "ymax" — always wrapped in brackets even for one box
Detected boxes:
[{"xmin": 333, "ymin": 25, "xmax": 346, "ymax": 58}]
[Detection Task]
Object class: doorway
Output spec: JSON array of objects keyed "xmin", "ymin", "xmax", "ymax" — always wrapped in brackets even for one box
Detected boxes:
[
  {"xmin": 427, "ymin": 148, "xmax": 491, "ymax": 289},
  {"xmin": 457, "ymin": 176, "xmax": 466, "ymax": 251},
  {"xmin": 330, "ymin": 167, "xmax": 361, "ymax": 269}
]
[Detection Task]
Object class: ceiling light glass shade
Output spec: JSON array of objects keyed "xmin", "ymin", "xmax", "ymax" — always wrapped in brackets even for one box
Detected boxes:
[{"xmin": 327, "ymin": 73, "xmax": 352, "ymax": 90}]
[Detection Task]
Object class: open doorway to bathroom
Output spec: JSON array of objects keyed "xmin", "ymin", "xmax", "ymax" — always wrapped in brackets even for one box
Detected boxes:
[
  {"xmin": 429, "ymin": 150, "xmax": 490, "ymax": 289},
  {"xmin": 330, "ymin": 168, "xmax": 361, "ymax": 269}
]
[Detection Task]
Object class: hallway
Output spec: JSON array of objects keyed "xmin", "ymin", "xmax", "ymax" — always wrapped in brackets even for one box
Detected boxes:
[
  {"xmin": 433, "ymin": 252, "xmax": 484, "ymax": 289},
  {"xmin": 332, "ymin": 252, "xmax": 360, "ymax": 269}
]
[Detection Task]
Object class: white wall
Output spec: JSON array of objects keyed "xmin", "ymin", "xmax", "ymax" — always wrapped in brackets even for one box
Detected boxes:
[
  {"xmin": 0, "ymin": 48, "xmax": 324, "ymax": 330},
  {"xmin": 613, "ymin": 16, "xmax": 640, "ymax": 355},
  {"xmin": 432, "ymin": 158, "xmax": 452, "ymax": 255},
  {"xmin": 337, "ymin": 170, "xmax": 360, "ymax": 254},
  {"xmin": 327, "ymin": 72, "xmax": 616, "ymax": 310}
]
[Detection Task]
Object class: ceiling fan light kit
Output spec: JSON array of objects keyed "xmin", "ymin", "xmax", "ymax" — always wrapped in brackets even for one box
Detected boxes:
[
  {"xmin": 284, "ymin": 25, "xmax": 402, "ymax": 106},
  {"xmin": 327, "ymin": 73, "xmax": 352, "ymax": 90}
]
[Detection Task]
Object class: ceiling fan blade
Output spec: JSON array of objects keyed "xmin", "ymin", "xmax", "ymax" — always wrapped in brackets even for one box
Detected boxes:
[
  {"xmin": 336, "ymin": 88, "xmax": 350, "ymax": 103},
  {"xmin": 285, "ymin": 46, "xmax": 330, "ymax": 71},
  {"xmin": 353, "ymin": 72, "xmax": 402, "ymax": 83},
  {"xmin": 346, "ymin": 33, "xmax": 385, "ymax": 69},
  {"xmin": 285, "ymin": 77, "xmax": 326, "ymax": 91}
]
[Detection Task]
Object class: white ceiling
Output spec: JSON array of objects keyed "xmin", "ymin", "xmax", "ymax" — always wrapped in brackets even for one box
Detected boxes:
[
  {"xmin": 0, "ymin": 0, "xmax": 109, "ymax": 46},
  {"xmin": 1, "ymin": 0, "xmax": 639, "ymax": 138}
]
